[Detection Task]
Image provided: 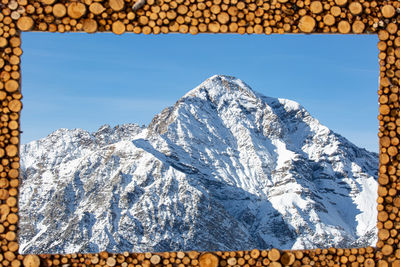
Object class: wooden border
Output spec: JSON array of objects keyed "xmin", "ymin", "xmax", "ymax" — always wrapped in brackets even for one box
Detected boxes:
[{"xmin": 0, "ymin": 0, "xmax": 397, "ymax": 266}]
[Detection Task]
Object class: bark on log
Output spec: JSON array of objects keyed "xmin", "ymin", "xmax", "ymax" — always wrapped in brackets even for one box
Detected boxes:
[{"xmin": 132, "ymin": 0, "xmax": 147, "ymax": 11}]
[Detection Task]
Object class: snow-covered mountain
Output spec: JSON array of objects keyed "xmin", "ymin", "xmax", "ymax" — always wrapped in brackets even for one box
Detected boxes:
[{"xmin": 19, "ymin": 75, "xmax": 378, "ymax": 254}]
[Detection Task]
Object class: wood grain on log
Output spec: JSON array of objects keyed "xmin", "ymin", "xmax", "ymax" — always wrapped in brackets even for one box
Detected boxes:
[
  {"xmin": 52, "ymin": 3, "xmax": 66, "ymax": 18},
  {"xmin": 298, "ymin": 15, "xmax": 315, "ymax": 33},
  {"xmin": 67, "ymin": 2, "xmax": 86, "ymax": 19},
  {"xmin": 16, "ymin": 16, "xmax": 34, "ymax": 30},
  {"xmin": 352, "ymin": 21, "xmax": 365, "ymax": 33},
  {"xmin": 41, "ymin": 0, "xmax": 56, "ymax": 5},
  {"xmin": 106, "ymin": 257, "xmax": 116, "ymax": 266},
  {"xmin": 109, "ymin": 0, "xmax": 124, "ymax": 12},
  {"xmin": 5, "ymin": 80, "xmax": 18, "ymax": 93},
  {"xmin": 338, "ymin": 20, "xmax": 350, "ymax": 33},
  {"xmin": 89, "ymin": 3, "xmax": 106, "ymax": 15},
  {"xmin": 323, "ymin": 14, "xmax": 335, "ymax": 26},
  {"xmin": 208, "ymin": 21, "xmax": 220, "ymax": 32},
  {"xmin": 23, "ymin": 255, "xmax": 40, "ymax": 267},
  {"xmin": 280, "ymin": 252, "xmax": 295, "ymax": 265},
  {"xmin": 310, "ymin": 1, "xmax": 323, "ymax": 14},
  {"xmin": 8, "ymin": 100, "xmax": 22, "ymax": 113},
  {"xmin": 382, "ymin": 5, "xmax": 395, "ymax": 18},
  {"xmin": 112, "ymin": 21, "xmax": 125, "ymax": 34},
  {"xmin": 199, "ymin": 253, "xmax": 218, "ymax": 267},
  {"xmin": 382, "ymin": 245, "xmax": 393, "ymax": 256},
  {"xmin": 83, "ymin": 19, "xmax": 97, "ymax": 33},
  {"xmin": 268, "ymin": 249, "xmax": 281, "ymax": 262},
  {"xmin": 349, "ymin": 2, "xmax": 362, "ymax": 15},
  {"xmin": 334, "ymin": 0, "xmax": 347, "ymax": 6}
]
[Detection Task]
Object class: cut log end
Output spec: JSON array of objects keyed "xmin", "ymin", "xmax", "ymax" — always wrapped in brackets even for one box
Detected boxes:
[
  {"xmin": 364, "ymin": 258, "xmax": 375, "ymax": 267},
  {"xmin": 109, "ymin": 0, "xmax": 125, "ymax": 12},
  {"xmin": 9, "ymin": 100, "xmax": 22, "ymax": 112},
  {"xmin": 23, "ymin": 255, "xmax": 40, "ymax": 267},
  {"xmin": 41, "ymin": 0, "xmax": 56, "ymax": 5},
  {"xmin": 150, "ymin": 255, "xmax": 161, "ymax": 265},
  {"xmin": 334, "ymin": 0, "xmax": 348, "ymax": 7},
  {"xmin": 0, "ymin": 37, "xmax": 7, "ymax": 48},
  {"xmin": 112, "ymin": 21, "xmax": 126, "ymax": 34},
  {"xmin": 382, "ymin": 5, "xmax": 396, "ymax": 18},
  {"xmin": 298, "ymin": 15, "xmax": 315, "ymax": 33},
  {"xmin": 349, "ymin": 2, "xmax": 362, "ymax": 15},
  {"xmin": 83, "ymin": 19, "xmax": 98, "ymax": 33},
  {"xmin": 199, "ymin": 253, "xmax": 219, "ymax": 267},
  {"xmin": 280, "ymin": 252, "xmax": 295, "ymax": 265},
  {"xmin": 106, "ymin": 257, "xmax": 116, "ymax": 266},
  {"xmin": 250, "ymin": 249, "xmax": 260, "ymax": 259},
  {"xmin": 53, "ymin": 3, "xmax": 67, "ymax": 18},
  {"xmin": 323, "ymin": 14, "xmax": 335, "ymax": 26},
  {"xmin": 382, "ymin": 244, "xmax": 393, "ymax": 256},
  {"xmin": 338, "ymin": 20, "xmax": 351, "ymax": 33},
  {"xmin": 217, "ymin": 12, "xmax": 229, "ymax": 24},
  {"xmin": 380, "ymin": 104, "xmax": 390, "ymax": 115},
  {"xmin": 208, "ymin": 21, "xmax": 220, "ymax": 33},
  {"xmin": 310, "ymin": 1, "xmax": 323, "ymax": 14},
  {"xmin": 89, "ymin": 3, "xmax": 106, "ymax": 15},
  {"xmin": 17, "ymin": 16, "xmax": 34, "ymax": 31},
  {"xmin": 268, "ymin": 248, "xmax": 281, "ymax": 262},
  {"xmin": 67, "ymin": 2, "xmax": 87, "ymax": 19},
  {"xmin": 5, "ymin": 80, "xmax": 19, "ymax": 93},
  {"xmin": 352, "ymin": 21, "xmax": 365, "ymax": 34},
  {"xmin": 5, "ymin": 145, "xmax": 18, "ymax": 157}
]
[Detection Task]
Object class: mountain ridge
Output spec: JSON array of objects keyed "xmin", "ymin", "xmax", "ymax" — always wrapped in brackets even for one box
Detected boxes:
[{"xmin": 19, "ymin": 75, "xmax": 378, "ymax": 254}]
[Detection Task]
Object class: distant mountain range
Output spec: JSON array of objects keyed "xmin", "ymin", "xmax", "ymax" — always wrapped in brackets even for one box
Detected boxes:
[{"xmin": 19, "ymin": 75, "xmax": 378, "ymax": 254}]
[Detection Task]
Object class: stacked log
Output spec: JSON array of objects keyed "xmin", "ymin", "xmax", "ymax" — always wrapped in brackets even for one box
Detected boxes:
[
  {"xmin": 6, "ymin": 0, "xmax": 384, "ymax": 35},
  {"xmin": 0, "ymin": 0, "xmax": 397, "ymax": 266}
]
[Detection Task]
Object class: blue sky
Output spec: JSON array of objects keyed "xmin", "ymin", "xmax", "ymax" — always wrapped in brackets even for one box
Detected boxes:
[{"xmin": 20, "ymin": 32, "xmax": 379, "ymax": 152}]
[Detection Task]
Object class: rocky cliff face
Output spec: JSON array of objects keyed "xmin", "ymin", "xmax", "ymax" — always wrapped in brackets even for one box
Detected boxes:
[{"xmin": 19, "ymin": 75, "xmax": 378, "ymax": 254}]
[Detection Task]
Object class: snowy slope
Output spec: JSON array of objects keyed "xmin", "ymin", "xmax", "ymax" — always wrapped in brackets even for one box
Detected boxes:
[{"xmin": 19, "ymin": 75, "xmax": 378, "ymax": 254}]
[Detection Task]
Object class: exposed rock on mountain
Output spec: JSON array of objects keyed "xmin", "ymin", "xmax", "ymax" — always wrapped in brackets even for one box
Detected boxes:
[{"xmin": 19, "ymin": 75, "xmax": 378, "ymax": 254}]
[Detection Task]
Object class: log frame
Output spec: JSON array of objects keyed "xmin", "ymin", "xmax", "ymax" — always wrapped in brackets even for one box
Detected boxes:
[{"xmin": 0, "ymin": 0, "xmax": 396, "ymax": 266}]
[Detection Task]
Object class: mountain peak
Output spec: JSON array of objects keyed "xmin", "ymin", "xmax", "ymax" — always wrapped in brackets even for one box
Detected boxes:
[
  {"xmin": 209, "ymin": 74, "xmax": 236, "ymax": 81},
  {"xmin": 148, "ymin": 75, "xmax": 260, "ymax": 135},
  {"xmin": 182, "ymin": 74, "xmax": 257, "ymax": 100}
]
